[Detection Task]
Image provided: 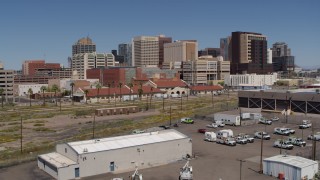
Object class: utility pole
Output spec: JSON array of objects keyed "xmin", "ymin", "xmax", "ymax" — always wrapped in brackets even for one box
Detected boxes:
[
  {"xmin": 237, "ymin": 159, "xmax": 246, "ymax": 180},
  {"xmin": 92, "ymin": 111, "xmax": 96, "ymax": 139},
  {"xmin": 20, "ymin": 116, "xmax": 23, "ymax": 154},
  {"xmin": 169, "ymin": 104, "xmax": 172, "ymax": 126},
  {"xmin": 259, "ymin": 132, "xmax": 264, "ymax": 174},
  {"xmin": 162, "ymin": 94, "xmax": 165, "ymax": 111},
  {"xmin": 180, "ymin": 95, "xmax": 182, "ymax": 111}
]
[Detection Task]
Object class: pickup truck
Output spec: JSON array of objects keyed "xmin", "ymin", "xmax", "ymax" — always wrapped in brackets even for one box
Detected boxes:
[
  {"xmin": 274, "ymin": 128, "xmax": 290, "ymax": 136},
  {"xmin": 307, "ymin": 133, "xmax": 320, "ymax": 141},
  {"xmin": 235, "ymin": 136, "xmax": 247, "ymax": 144},
  {"xmin": 299, "ymin": 120, "xmax": 312, "ymax": 129},
  {"xmin": 283, "ymin": 128, "xmax": 295, "ymax": 134},
  {"xmin": 181, "ymin": 117, "xmax": 194, "ymax": 124},
  {"xmin": 238, "ymin": 133, "xmax": 254, "ymax": 143},
  {"xmin": 273, "ymin": 140, "xmax": 294, "ymax": 150},
  {"xmin": 216, "ymin": 137, "xmax": 236, "ymax": 146},
  {"xmin": 287, "ymin": 137, "xmax": 306, "ymax": 147},
  {"xmin": 270, "ymin": 117, "xmax": 280, "ymax": 121},
  {"xmin": 254, "ymin": 131, "xmax": 271, "ymax": 140},
  {"xmin": 258, "ymin": 118, "xmax": 272, "ymax": 125}
]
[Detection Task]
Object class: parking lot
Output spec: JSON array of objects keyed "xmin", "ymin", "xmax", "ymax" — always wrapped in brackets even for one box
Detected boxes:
[{"xmin": 0, "ymin": 112, "xmax": 319, "ymax": 180}]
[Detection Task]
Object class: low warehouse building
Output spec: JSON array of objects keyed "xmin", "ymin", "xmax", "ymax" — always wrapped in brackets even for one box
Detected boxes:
[
  {"xmin": 263, "ymin": 155, "xmax": 319, "ymax": 180},
  {"xmin": 38, "ymin": 129, "xmax": 192, "ymax": 180}
]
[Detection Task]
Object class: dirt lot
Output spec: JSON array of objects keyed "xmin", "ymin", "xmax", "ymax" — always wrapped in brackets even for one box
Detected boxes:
[{"xmin": 1, "ymin": 112, "xmax": 319, "ymax": 180}]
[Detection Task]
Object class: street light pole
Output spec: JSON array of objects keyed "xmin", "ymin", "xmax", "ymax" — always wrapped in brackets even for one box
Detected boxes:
[
  {"xmin": 237, "ymin": 159, "xmax": 246, "ymax": 180},
  {"xmin": 92, "ymin": 111, "xmax": 96, "ymax": 139},
  {"xmin": 259, "ymin": 132, "xmax": 264, "ymax": 174},
  {"xmin": 162, "ymin": 94, "xmax": 165, "ymax": 111}
]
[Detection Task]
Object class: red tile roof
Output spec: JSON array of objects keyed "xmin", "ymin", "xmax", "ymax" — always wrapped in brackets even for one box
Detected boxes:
[
  {"xmin": 152, "ymin": 79, "xmax": 187, "ymax": 88},
  {"xmin": 190, "ymin": 85, "xmax": 223, "ymax": 91},
  {"xmin": 131, "ymin": 86, "xmax": 163, "ymax": 94}
]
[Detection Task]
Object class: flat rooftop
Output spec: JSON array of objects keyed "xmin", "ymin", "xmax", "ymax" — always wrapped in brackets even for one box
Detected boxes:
[
  {"xmin": 264, "ymin": 155, "xmax": 318, "ymax": 169},
  {"xmin": 38, "ymin": 152, "xmax": 77, "ymax": 168},
  {"xmin": 68, "ymin": 129, "xmax": 188, "ymax": 155}
]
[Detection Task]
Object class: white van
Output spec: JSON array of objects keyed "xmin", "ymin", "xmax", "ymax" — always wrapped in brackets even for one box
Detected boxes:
[{"xmin": 204, "ymin": 132, "xmax": 217, "ymax": 142}]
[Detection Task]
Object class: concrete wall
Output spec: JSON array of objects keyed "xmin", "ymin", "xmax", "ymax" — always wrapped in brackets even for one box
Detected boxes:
[
  {"xmin": 38, "ymin": 158, "xmax": 58, "ymax": 179},
  {"xmin": 58, "ymin": 165, "xmax": 79, "ymax": 180},
  {"xmin": 76, "ymin": 138, "xmax": 192, "ymax": 178}
]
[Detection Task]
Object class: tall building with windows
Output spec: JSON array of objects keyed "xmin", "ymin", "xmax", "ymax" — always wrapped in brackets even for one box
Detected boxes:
[
  {"xmin": 72, "ymin": 37, "xmax": 96, "ymax": 56},
  {"xmin": 230, "ymin": 31, "xmax": 273, "ymax": 74},
  {"xmin": 272, "ymin": 42, "xmax": 295, "ymax": 73},
  {"xmin": 0, "ymin": 63, "xmax": 14, "ymax": 102},
  {"xmin": 22, "ymin": 60, "xmax": 60, "ymax": 76},
  {"xmin": 220, "ymin": 37, "xmax": 232, "ymax": 61},
  {"xmin": 164, "ymin": 40, "xmax": 198, "ymax": 63},
  {"xmin": 118, "ymin": 43, "xmax": 132, "ymax": 66},
  {"xmin": 132, "ymin": 36, "xmax": 159, "ymax": 67},
  {"xmin": 72, "ymin": 53, "xmax": 115, "ymax": 79},
  {"xmin": 158, "ymin": 35, "xmax": 172, "ymax": 67}
]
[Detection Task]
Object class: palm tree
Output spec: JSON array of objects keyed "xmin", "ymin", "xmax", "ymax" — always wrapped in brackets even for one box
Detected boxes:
[
  {"xmin": 27, "ymin": 88, "xmax": 33, "ymax": 107},
  {"xmin": 84, "ymin": 89, "xmax": 89, "ymax": 104},
  {"xmin": 0, "ymin": 88, "xmax": 4, "ymax": 108},
  {"xmin": 119, "ymin": 82, "xmax": 123, "ymax": 102},
  {"xmin": 96, "ymin": 83, "xmax": 102, "ymax": 103},
  {"xmin": 40, "ymin": 86, "xmax": 47, "ymax": 106},
  {"xmin": 51, "ymin": 84, "xmax": 59, "ymax": 106},
  {"xmin": 107, "ymin": 83, "xmax": 111, "ymax": 103},
  {"xmin": 128, "ymin": 83, "xmax": 133, "ymax": 102},
  {"xmin": 70, "ymin": 82, "xmax": 75, "ymax": 105}
]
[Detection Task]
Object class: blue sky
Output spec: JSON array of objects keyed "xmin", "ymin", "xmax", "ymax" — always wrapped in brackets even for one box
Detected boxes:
[{"xmin": 0, "ymin": 0, "xmax": 319, "ymax": 70}]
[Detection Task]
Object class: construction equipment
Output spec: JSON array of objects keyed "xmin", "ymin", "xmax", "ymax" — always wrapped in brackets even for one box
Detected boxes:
[
  {"xmin": 130, "ymin": 168, "xmax": 143, "ymax": 180},
  {"xmin": 179, "ymin": 160, "xmax": 193, "ymax": 180}
]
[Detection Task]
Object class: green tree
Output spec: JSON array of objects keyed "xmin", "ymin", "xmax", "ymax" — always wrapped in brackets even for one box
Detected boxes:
[
  {"xmin": 84, "ymin": 89, "xmax": 89, "ymax": 104},
  {"xmin": 70, "ymin": 82, "xmax": 75, "ymax": 105},
  {"xmin": 40, "ymin": 86, "xmax": 47, "ymax": 106},
  {"xmin": 51, "ymin": 84, "xmax": 59, "ymax": 106},
  {"xmin": 119, "ymin": 82, "xmax": 123, "ymax": 102},
  {"xmin": 0, "ymin": 88, "xmax": 4, "ymax": 108},
  {"xmin": 27, "ymin": 88, "xmax": 33, "ymax": 107},
  {"xmin": 95, "ymin": 83, "xmax": 102, "ymax": 103}
]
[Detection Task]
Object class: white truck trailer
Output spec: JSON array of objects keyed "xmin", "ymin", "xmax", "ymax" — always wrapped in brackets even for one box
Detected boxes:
[
  {"xmin": 204, "ymin": 132, "xmax": 217, "ymax": 142},
  {"xmin": 214, "ymin": 112, "xmax": 241, "ymax": 126}
]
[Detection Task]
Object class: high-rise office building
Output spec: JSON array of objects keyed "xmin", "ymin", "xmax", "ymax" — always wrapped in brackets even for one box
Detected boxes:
[
  {"xmin": 22, "ymin": 60, "xmax": 60, "ymax": 76},
  {"xmin": 72, "ymin": 37, "xmax": 96, "ymax": 56},
  {"xmin": 164, "ymin": 40, "xmax": 198, "ymax": 63},
  {"xmin": 118, "ymin": 43, "xmax": 132, "ymax": 66},
  {"xmin": 72, "ymin": 52, "xmax": 115, "ymax": 79},
  {"xmin": 230, "ymin": 31, "xmax": 273, "ymax": 74},
  {"xmin": 158, "ymin": 35, "xmax": 172, "ymax": 67},
  {"xmin": 198, "ymin": 48, "xmax": 220, "ymax": 57},
  {"xmin": 272, "ymin": 42, "xmax": 294, "ymax": 73},
  {"xmin": 220, "ymin": 37, "xmax": 232, "ymax": 61},
  {"xmin": 132, "ymin": 36, "xmax": 159, "ymax": 67}
]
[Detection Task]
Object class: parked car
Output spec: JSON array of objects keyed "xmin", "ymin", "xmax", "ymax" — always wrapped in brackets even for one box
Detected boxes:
[
  {"xmin": 198, "ymin": 129, "xmax": 208, "ymax": 134},
  {"xmin": 254, "ymin": 131, "xmax": 271, "ymax": 140},
  {"xmin": 299, "ymin": 120, "xmax": 312, "ymax": 129},
  {"xmin": 287, "ymin": 137, "xmax": 306, "ymax": 147},
  {"xmin": 235, "ymin": 136, "xmax": 247, "ymax": 144},
  {"xmin": 259, "ymin": 118, "xmax": 272, "ymax": 125},
  {"xmin": 283, "ymin": 128, "xmax": 295, "ymax": 134},
  {"xmin": 307, "ymin": 133, "xmax": 320, "ymax": 141},
  {"xmin": 132, "ymin": 129, "xmax": 145, "ymax": 134},
  {"xmin": 274, "ymin": 127, "xmax": 290, "ymax": 136},
  {"xmin": 238, "ymin": 133, "xmax": 254, "ymax": 143},
  {"xmin": 273, "ymin": 140, "xmax": 294, "ymax": 150},
  {"xmin": 270, "ymin": 116, "xmax": 280, "ymax": 121},
  {"xmin": 181, "ymin": 117, "xmax": 194, "ymax": 124}
]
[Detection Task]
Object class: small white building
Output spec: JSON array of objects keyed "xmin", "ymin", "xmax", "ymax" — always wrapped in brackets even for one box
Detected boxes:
[
  {"xmin": 38, "ymin": 129, "xmax": 192, "ymax": 180},
  {"xmin": 263, "ymin": 155, "xmax": 319, "ymax": 180},
  {"xmin": 13, "ymin": 83, "xmax": 48, "ymax": 96}
]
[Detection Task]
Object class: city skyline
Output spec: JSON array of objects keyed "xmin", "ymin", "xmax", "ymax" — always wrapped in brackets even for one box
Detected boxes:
[{"xmin": 0, "ymin": 0, "xmax": 319, "ymax": 70}]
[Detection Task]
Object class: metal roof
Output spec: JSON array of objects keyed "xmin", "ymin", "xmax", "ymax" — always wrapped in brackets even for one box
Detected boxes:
[
  {"xmin": 264, "ymin": 155, "xmax": 318, "ymax": 169},
  {"xmin": 68, "ymin": 129, "xmax": 188, "ymax": 155},
  {"xmin": 38, "ymin": 152, "xmax": 77, "ymax": 168}
]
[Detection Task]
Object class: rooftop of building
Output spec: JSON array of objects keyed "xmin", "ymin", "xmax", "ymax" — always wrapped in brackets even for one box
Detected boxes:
[
  {"xmin": 67, "ymin": 129, "xmax": 188, "ymax": 155},
  {"xmin": 38, "ymin": 152, "xmax": 77, "ymax": 168},
  {"xmin": 152, "ymin": 79, "xmax": 187, "ymax": 88},
  {"xmin": 75, "ymin": 37, "xmax": 95, "ymax": 45},
  {"xmin": 264, "ymin": 155, "xmax": 318, "ymax": 169}
]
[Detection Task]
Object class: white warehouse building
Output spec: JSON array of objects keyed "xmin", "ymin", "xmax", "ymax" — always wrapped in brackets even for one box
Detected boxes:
[
  {"xmin": 263, "ymin": 155, "xmax": 318, "ymax": 180},
  {"xmin": 38, "ymin": 129, "xmax": 192, "ymax": 180},
  {"xmin": 224, "ymin": 73, "xmax": 277, "ymax": 90}
]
